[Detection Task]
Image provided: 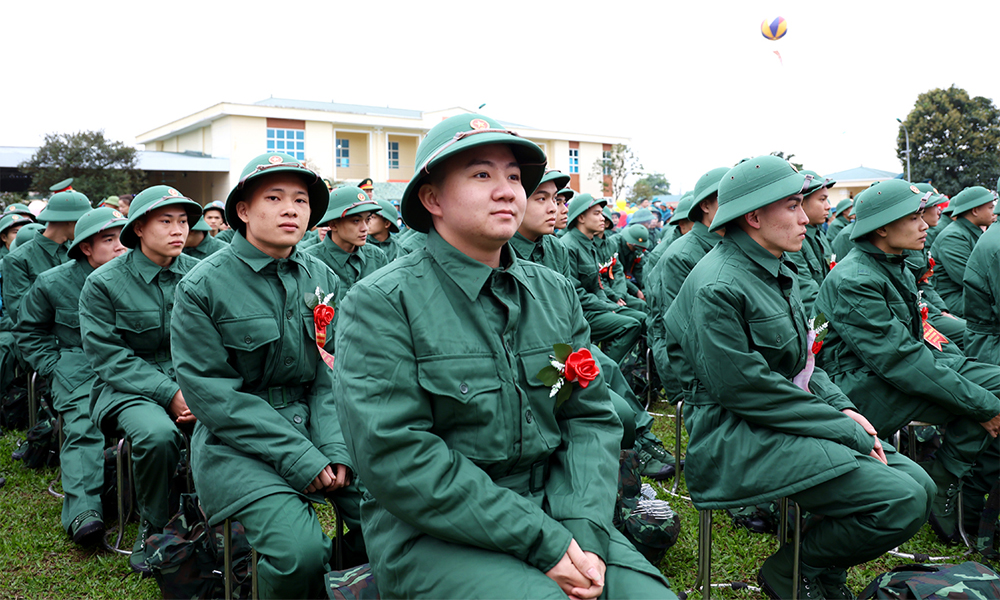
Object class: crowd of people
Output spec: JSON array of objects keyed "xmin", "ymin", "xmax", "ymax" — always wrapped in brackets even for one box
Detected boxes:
[{"xmin": 1, "ymin": 111, "xmax": 999, "ymax": 600}]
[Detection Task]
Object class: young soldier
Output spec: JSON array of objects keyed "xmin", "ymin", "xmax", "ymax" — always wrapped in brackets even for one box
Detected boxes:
[
  {"xmin": 182, "ymin": 216, "xmax": 226, "ymax": 259},
  {"xmin": 617, "ymin": 223, "xmax": 650, "ymax": 291},
  {"xmin": 816, "ymin": 179, "xmax": 1000, "ymax": 543},
  {"xmin": 202, "ymin": 200, "xmax": 227, "ymax": 237},
  {"xmin": 79, "ymin": 185, "xmax": 202, "ymax": 574},
  {"xmin": 930, "ymin": 186, "xmax": 997, "ymax": 317},
  {"xmin": 665, "ymin": 157, "xmax": 932, "ymax": 599},
  {"xmin": 560, "ymin": 193, "xmax": 642, "ymax": 363},
  {"xmin": 366, "ymin": 199, "xmax": 401, "ymax": 262},
  {"xmin": 172, "ymin": 153, "xmax": 366, "ymax": 598},
  {"xmin": 787, "ymin": 171, "xmax": 835, "ymax": 317},
  {"xmin": 14, "ymin": 207, "xmax": 127, "ymax": 545},
  {"xmin": 825, "ymin": 198, "xmax": 853, "ymax": 241},
  {"xmin": 553, "ymin": 186, "xmax": 573, "ymax": 234},
  {"xmin": 0, "ymin": 213, "xmax": 32, "ymax": 258},
  {"xmin": 334, "ymin": 113, "xmax": 673, "ymax": 599}
]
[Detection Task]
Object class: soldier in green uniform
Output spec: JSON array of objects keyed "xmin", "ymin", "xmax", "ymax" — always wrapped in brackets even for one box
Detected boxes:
[
  {"xmin": 628, "ymin": 207, "xmax": 658, "ymax": 245},
  {"xmin": 930, "ymin": 186, "xmax": 997, "ymax": 317},
  {"xmin": 358, "ymin": 177, "xmax": 374, "ymax": 199},
  {"xmin": 0, "ymin": 213, "xmax": 32, "ymax": 258},
  {"xmin": 182, "ymin": 216, "xmax": 226, "ymax": 259},
  {"xmin": 172, "ymin": 153, "xmax": 366, "ymax": 599},
  {"xmin": 202, "ymin": 200, "xmax": 227, "ymax": 237},
  {"xmin": 553, "ymin": 186, "xmax": 574, "ymax": 234},
  {"xmin": 559, "ymin": 193, "xmax": 642, "ymax": 364},
  {"xmin": 335, "ymin": 112, "xmax": 674, "ymax": 600},
  {"xmin": 14, "ymin": 207, "xmax": 127, "ymax": 545},
  {"xmin": 79, "ymin": 185, "xmax": 203, "ymax": 574},
  {"xmin": 596, "ymin": 209, "xmax": 643, "ymax": 315},
  {"xmin": 816, "ymin": 179, "xmax": 1000, "ymax": 544},
  {"xmin": 306, "ymin": 186, "xmax": 388, "ymax": 302},
  {"xmin": 10, "ymin": 223, "xmax": 43, "ymax": 251},
  {"xmin": 665, "ymin": 157, "xmax": 933, "ymax": 599},
  {"xmin": 3, "ymin": 203, "xmax": 36, "ymax": 219},
  {"xmin": 643, "ymin": 192, "xmax": 694, "ymax": 293},
  {"xmin": 924, "ymin": 201, "xmax": 953, "ymax": 250},
  {"xmin": 825, "ymin": 198, "xmax": 853, "ymax": 241},
  {"xmin": 787, "ymin": 171, "xmax": 835, "ymax": 317},
  {"xmin": 366, "ymin": 198, "xmax": 401, "ymax": 261},
  {"xmin": 617, "ymin": 223, "xmax": 650, "ymax": 291}
]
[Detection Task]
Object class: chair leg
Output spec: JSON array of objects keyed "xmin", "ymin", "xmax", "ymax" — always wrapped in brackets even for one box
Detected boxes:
[
  {"xmin": 645, "ymin": 348, "xmax": 653, "ymax": 411},
  {"xmin": 670, "ymin": 401, "xmax": 683, "ymax": 496},
  {"xmin": 47, "ymin": 415, "xmax": 64, "ymax": 498},
  {"xmin": 224, "ymin": 518, "xmax": 233, "ymax": 600},
  {"xmin": 27, "ymin": 371, "xmax": 38, "ymax": 429},
  {"xmin": 694, "ymin": 509, "xmax": 713, "ymax": 600},
  {"xmin": 251, "ymin": 548, "xmax": 259, "ymax": 600},
  {"xmin": 104, "ymin": 438, "xmax": 132, "ymax": 554}
]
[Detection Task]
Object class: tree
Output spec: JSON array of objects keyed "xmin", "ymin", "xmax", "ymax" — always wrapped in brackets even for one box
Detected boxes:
[
  {"xmin": 19, "ymin": 130, "xmax": 146, "ymax": 204},
  {"xmin": 769, "ymin": 151, "xmax": 804, "ymax": 172},
  {"xmin": 627, "ymin": 172, "xmax": 671, "ymax": 204},
  {"xmin": 898, "ymin": 85, "xmax": 1000, "ymax": 196},
  {"xmin": 590, "ymin": 144, "xmax": 643, "ymax": 200}
]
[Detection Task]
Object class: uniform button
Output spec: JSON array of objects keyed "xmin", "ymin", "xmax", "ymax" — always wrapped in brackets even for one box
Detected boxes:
[
  {"xmin": 244, "ymin": 335, "xmax": 252, "ymax": 344},
  {"xmin": 284, "ymin": 357, "xmax": 294, "ymax": 366},
  {"xmin": 134, "ymin": 321, "xmax": 141, "ymax": 328},
  {"xmin": 293, "ymin": 415, "xmax": 303, "ymax": 424},
  {"xmin": 525, "ymin": 410, "xmax": 533, "ymax": 424},
  {"xmin": 285, "ymin": 310, "xmax": 294, "ymax": 320},
  {"xmin": 776, "ymin": 335, "xmax": 782, "ymax": 344},
  {"xmin": 459, "ymin": 383, "xmax": 469, "ymax": 394},
  {"xmin": 167, "ymin": 304, "xmax": 173, "ymax": 311},
  {"xmin": 168, "ymin": 369, "xmax": 175, "ymax": 378}
]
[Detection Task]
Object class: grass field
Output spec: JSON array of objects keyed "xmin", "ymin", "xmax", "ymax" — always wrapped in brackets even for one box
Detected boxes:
[{"xmin": 0, "ymin": 402, "xmax": 986, "ymax": 599}]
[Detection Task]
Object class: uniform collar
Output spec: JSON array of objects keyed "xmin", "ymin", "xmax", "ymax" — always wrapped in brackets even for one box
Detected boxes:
[
  {"xmin": 690, "ymin": 221, "xmax": 723, "ymax": 246},
  {"xmin": 957, "ymin": 216, "xmax": 985, "ymax": 239},
  {"xmin": 230, "ymin": 231, "xmax": 313, "ymax": 276},
  {"xmin": 33, "ymin": 233, "xmax": 63, "ymax": 257},
  {"xmin": 854, "ymin": 239, "xmax": 908, "ymax": 264},
  {"xmin": 321, "ymin": 235, "xmax": 364, "ymax": 268},
  {"xmin": 426, "ymin": 228, "xmax": 531, "ymax": 302},
  {"xmin": 131, "ymin": 247, "xmax": 188, "ymax": 284},
  {"xmin": 509, "ymin": 231, "xmax": 542, "ymax": 258},
  {"xmin": 729, "ymin": 227, "xmax": 782, "ymax": 277}
]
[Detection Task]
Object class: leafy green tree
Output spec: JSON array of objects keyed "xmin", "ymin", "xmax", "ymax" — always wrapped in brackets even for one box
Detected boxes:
[
  {"xmin": 19, "ymin": 131, "xmax": 146, "ymax": 204},
  {"xmin": 627, "ymin": 172, "xmax": 671, "ymax": 204},
  {"xmin": 590, "ymin": 144, "xmax": 643, "ymax": 199},
  {"xmin": 769, "ymin": 151, "xmax": 804, "ymax": 172},
  {"xmin": 898, "ymin": 85, "xmax": 1000, "ymax": 196}
]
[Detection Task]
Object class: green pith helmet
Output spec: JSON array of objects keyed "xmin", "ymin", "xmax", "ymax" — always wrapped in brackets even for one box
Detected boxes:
[
  {"xmin": 711, "ymin": 155, "xmax": 809, "ymax": 231},
  {"xmin": 318, "ymin": 186, "xmax": 382, "ymax": 226},
  {"xmin": 621, "ymin": 223, "xmax": 651, "ymax": 249},
  {"xmin": 374, "ymin": 199, "xmax": 400, "ymax": 233},
  {"xmin": 4, "ymin": 203, "xmax": 34, "ymax": 218},
  {"xmin": 226, "ymin": 152, "xmax": 329, "ymax": 234},
  {"xmin": 799, "ymin": 170, "xmax": 831, "ymax": 196},
  {"xmin": 203, "ymin": 200, "xmax": 226, "ymax": 221},
  {"xmin": 401, "ymin": 113, "xmax": 547, "ymax": 233},
  {"xmin": 121, "ymin": 185, "xmax": 203, "ymax": 249},
  {"xmin": 536, "ymin": 169, "xmax": 571, "ymax": 193},
  {"xmin": 191, "ymin": 216, "xmax": 212, "ymax": 232},
  {"xmin": 102, "ymin": 196, "xmax": 120, "ymax": 208},
  {"xmin": 948, "ymin": 186, "xmax": 995, "ymax": 215},
  {"xmin": 671, "ymin": 193, "xmax": 695, "ymax": 222},
  {"xmin": 49, "ymin": 178, "xmax": 74, "ymax": 193},
  {"xmin": 913, "ymin": 183, "xmax": 948, "ymax": 208},
  {"xmin": 567, "ymin": 193, "xmax": 607, "ymax": 225},
  {"xmin": 851, "ymin": 180, "xmax": 931, "ymax": 240},
  {"xmin": 11, "ymin": 223, "xmax": 43, "ymax": 250},
  {"xmin": 37, "ymin": 190, "xmax": 91, "ymax": 223},
  {"xmin": 0, "ymin": 213, "xmax": 32, "ymax": 236},
  {"xmin": 630, "ymin": 208, "xmax": 654, "ymax": 224},
  {"xmin": 833, "ymin": 198, "xmax": 853, "ymax": 216},
  {"xmin": 68, "ymin": 207, "xmax": 127, "ymax": 259},
  {"xmin": 556, "ymin": 187, "xmax": 576, "ymax": 201},
  {"xmin": 603, "ymin": 206, "xmax": 615, "ymax": 230},
  {"xmin": 693, "ymin": 167, "xmax": 731, "ymax": 204}
]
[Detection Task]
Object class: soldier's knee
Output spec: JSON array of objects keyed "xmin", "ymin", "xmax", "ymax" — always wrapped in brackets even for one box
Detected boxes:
[
  {"xmin": 885, "ymin": 477, "xmax": 930, "ymax": 538},
  {"xmin": 266, "ymin": 531, "xmax": 330, "ymax": 579},
  {"xmin": 132, "ymin": 421, "xmax": 181, "ymax": 461}
]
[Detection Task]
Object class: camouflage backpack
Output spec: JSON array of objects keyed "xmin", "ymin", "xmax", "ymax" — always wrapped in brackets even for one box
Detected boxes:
[
  {"xmin": 325, "ymin": 563, "xmax": 379, "ymax": 600},
  {"xmin": 858, "ymin": 562, "xmax": 1000, "ymax": 600},
  {"xmin": 976, "ymin": 480, "xmax": 999, "ymax": 562},
  {"xmin": 146, "ymin": 493, "xmax": 253, "ymax": 599},
  {"xmin": 614, "ymin": 448, "xmax": 681, "ymax": 564},
  {"xmin": 11, "ymin": 395, "xmax": 58, "ymax": 469}
]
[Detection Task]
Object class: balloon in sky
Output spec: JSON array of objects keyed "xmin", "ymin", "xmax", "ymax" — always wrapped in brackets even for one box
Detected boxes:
[{"xmin": 761, "ymin": 17, "xmax": 788, "ymax": 41}]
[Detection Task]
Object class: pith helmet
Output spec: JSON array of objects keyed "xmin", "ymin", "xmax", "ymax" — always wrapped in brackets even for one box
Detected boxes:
[
  {"xmin": 693, "ymin": 167, "xmax": 731, "ymax": 204},
  {"xmin": 799, "ymin": 170, "xmax": 831, "ymax": 196},
  {"xmin": 621, "ymin": 224, "xmax": 651, "ymax": 249},
  {"xmin": 711, "ymin": 155, "xmax": 810, "ymax": 231},
  {"xmin": 226, "ymin": 153, "xmax": 329, "ymax": 234},
  {"xmin": 536, "ymin": 169, "xmax": 571, "ymax": 193},
  {"xmin": 948, "ymin": 186, "xmax": 995, "ymax": 215},
  {"xmin": 203, "ymin": 200, "xmax": 226, "ymax": 220},
  {"xmin": 191, "ymin": 216, "xmax": 212, "ymax": 232},
  {"xmin": 671, "ymin": 193, "xmax": 695, "ymax": 222},
  {"xmin": 4, "ymin": 204, "xmax": 34, "ymax": 218},
  {"xmin": 851, "ymin": 180, "xmax": 930, "ymax": 240},
  {"xmin": 37, "ymin": 190, "xmax": 91, "ymax": 223},
  {"xmin": 567, "ymin": 193, "xmax": 607, "ymax": 225},
  {"xmin": 49, "ymin": 178, "xmax": 74, "ymax": 193},
  {"xmin": 833, "ymin": 198, "xmax": 853, "ymax": 216},
  {"xmin": 401, "ymin": 113, "xmax": 547, "ymax": 233},
  {"xmin": 68, "ymin": 207, "xmax": 127, "ymax": 259},
  {"xmin": 121, "ymin": 185, "xmax": 203, "ymax": 249},
  {"xmin": 0, "ymin": 213, "xmax": 31, "ymax": 238},
  {"xmin": 603, "ymin": 206, "xmax": 615, "ymax": 230},
  {"xmin": 11, "ymin": 223, "xmax": 43, "ymax": 250},
  {"xmin": 374, "ymin": 199, "xmax": 400, "ymax": 233},
  {"xmin": 913, "ymin": 183, "xmax": 948, "ymax": 208},
  {"xmin": 556, "ymin": 188, "xmax": 576, "ymax": 201},
  {"xmin": 317, "ymin": 186, "xmax": 381, "ymax": 226}
]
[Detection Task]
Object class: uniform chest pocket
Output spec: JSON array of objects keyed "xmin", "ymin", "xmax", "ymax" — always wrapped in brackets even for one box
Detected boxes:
[
  {"xmin": 748, "ymin": 314, "xmax": 797, "ymax": 352},
  {"xmin": 116, "ymin": 309, "xmax": 161, "ymax": 334},
  {"xmin": 418, "ymin": 355, "xmax": 507, "ymax": 462},
  {"xmin": 219, "ymin": 317, "xmax": 281, "ymax": 382},
  {"xmin": 518, "ymin": 350, "xmax": 565, "ymax": 451},
  {"xmin": 888, "ymin": 299, "xmax": 913, "ymax": 326},
  {"xmin": 54, "ymin": 308, "xmax": 79, "ymax": 329}
]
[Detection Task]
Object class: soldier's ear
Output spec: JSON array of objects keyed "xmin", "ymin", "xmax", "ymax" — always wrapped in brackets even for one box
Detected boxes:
[
  {"xmin": 873, "ymin": 226, "xmax": 889, "ymax": 239},
  {"xmin": 419, "ymin": 182, "xmax": 445, "ymax": 219},
  {"xmin": 742, "ymin": 210, "xmax": 763, "ymax": 231},
  {"xmin": 235, "ymin": 200, "xmax": 251, "ymax": 226}
]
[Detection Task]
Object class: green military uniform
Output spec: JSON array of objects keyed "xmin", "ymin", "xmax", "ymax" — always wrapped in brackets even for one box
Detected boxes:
[
  {"xmin": 830, "ymin": 220, "xmax": 856, "ymax": 263},
  {"xmin": 816, "ymin": 180, "xmax": 999, "ymax": 542},
  {"xmin": 394, "ymin": 228, "xmax": 427, "ymax": 257},
  {"xmin": 0, "ymin": 213, "xmax": 32, "ymax": 262},
  {"xmin": 182, "ymin": 217, "xmax": 226, "ymax": 260},
  {"xmin": 0, "ymin": 212, "xmax": 37, "ymax": 395},
  {"xmin": 79, "ymin": 186, "xmax": 203, "ymax": 573},
  {"xmin": 931, "ymin": 186, "xmax": 996, "ymax": 317},
  {"xmin": 924, "ymin": 214, "xmax": 951, "ymax": 251},
  {"xmin": 628, "ymin": 208, "xmax": 657, "ymax": 245},
  {"xmin": 559, "ymin": 197, "xmax": 641, "ymax": 364},
  {"xmin": 596, "ymin": 227, "xmax": 645, "ymax": 315},
  {"xmin": 9, "ymin": 222, "xmax": 43, "ymax": 252},
  {"xmin": 786, "ymin": 172, "xmax": 835, "ymax": 318},
  {"xmin": 665, "ymin": 159, "xmax": 932, "ymax": 599},
  {"xmin": 14, "ymin": 208, "xmax": 126, "ymax": 542},
  {"xmin": 825, "ymin": 198, "xmax": 853, "ymax": 241},
  {"xmin": 617, "ymin": 224, "xmax": 650, "ymax": 291},
  {"xmin": 215, "ymin": 227, "xmax": 236, "ymax": 244},
  {"xmin": 644, "ymin": 192, "xmax": 692, "ymax": 275},
  {"xmin": 367, "ymin": 199, "xmax": 401, "ymax": 262}
]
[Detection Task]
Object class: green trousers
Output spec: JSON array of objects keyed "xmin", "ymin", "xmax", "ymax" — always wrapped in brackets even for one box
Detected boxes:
[
  {"xmin": 787, "ymin": 448, "xmax": 932, "ymax": 577},
  {"xmin": 962, "ymin": 436, "xmax": 999, "ymax": 528},
  {"xmin": 235, "ymin": 488, "xmax": 366, "ymax": 600},
  {"xmin": 114, "ymin": 401, "xmax": 182, "ymax": 529},
  {"xmin": 54, "ymin": 381, "xmax": 105, "ymax": 533},
  {"xmin": 587, "ymin": 309, "xmax": 640, "ymax": 365},
  {"xmin": 929, "ymin": 311, "xmax": 966, "ymax": 353}
]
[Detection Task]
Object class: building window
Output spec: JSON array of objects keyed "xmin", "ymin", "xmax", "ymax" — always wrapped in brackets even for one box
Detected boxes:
[
  {"xmin": 602, "ymin": 150, "xmax": 612, "ymax": 176},
  {"xmin": 388, "ymin": 141, "xmax": 399, "ymax": 170},
  {"xmin": 336, "ymin": 138, "xmax": 350, "ymax": 168},
  {"xmin": 569, "ymin": 148, "xmax": 579, "ymax": 174},
  {"xmin": 267, "ymin": 128, "xmax": 305, "ymax": 160}
]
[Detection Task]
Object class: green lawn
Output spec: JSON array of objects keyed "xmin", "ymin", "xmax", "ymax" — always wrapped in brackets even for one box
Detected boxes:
[{"xmin": 0, "ymin": 403, "xmax": 984, "ymax": 599}]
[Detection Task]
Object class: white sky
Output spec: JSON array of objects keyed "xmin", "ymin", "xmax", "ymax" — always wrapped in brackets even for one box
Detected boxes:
[{"xmin": 3, "ymin": 0, "xmax": 998, "ymax": 193}]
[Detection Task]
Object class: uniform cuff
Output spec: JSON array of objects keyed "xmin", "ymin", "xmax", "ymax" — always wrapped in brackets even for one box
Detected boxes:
[
  {"xmin": 561, "ymin": 518, "xmax": 610, "ymax": 564},
  {"xmin": 285, "ymin": 446, "xmax": 333, "ymax": 493},
  {"xmin": 525, "ymin": 520, "xmax": 573, "ymax": 574}
]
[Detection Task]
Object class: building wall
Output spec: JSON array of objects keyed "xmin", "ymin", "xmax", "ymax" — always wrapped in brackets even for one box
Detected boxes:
[
  {"xmin": 143, "ymin": 171, "xmax": 228, "ymax": 205},
  {"xmin": 332, "ymin": 130, "xmax": 370, "ymax": 181},
  {"xmin": 385, "ymin": 133, "xmax": 419, "ymax": 182}
]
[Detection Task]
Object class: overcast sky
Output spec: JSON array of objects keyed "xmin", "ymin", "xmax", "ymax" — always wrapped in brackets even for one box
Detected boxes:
[{"xmin": 4, "ymin": 0, "xmax": 998, "ymax": 193}]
